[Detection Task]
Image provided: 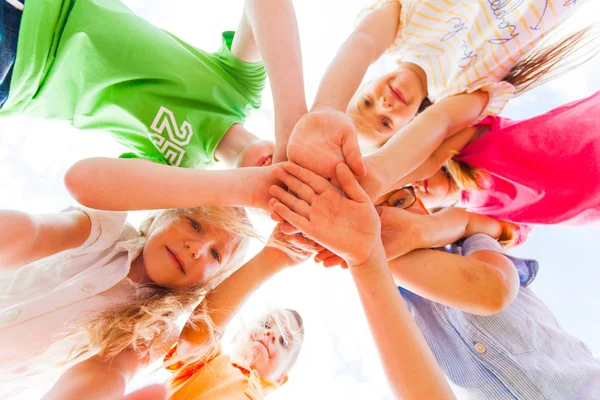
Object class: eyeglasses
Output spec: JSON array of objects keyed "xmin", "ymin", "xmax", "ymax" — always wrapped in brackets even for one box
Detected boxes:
[{"xmin": 377, "ymin": 186, "xmax": 417, "ymax": 210}]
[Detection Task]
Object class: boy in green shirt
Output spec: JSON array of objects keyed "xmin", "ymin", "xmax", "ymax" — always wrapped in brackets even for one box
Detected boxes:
[{"xmin": 1, "ymin": 0, "xmax": 307, "ymax": 169}]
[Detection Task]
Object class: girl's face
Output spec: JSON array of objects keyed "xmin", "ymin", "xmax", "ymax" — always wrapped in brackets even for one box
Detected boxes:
[
  {"xmin": 413, "ymin": 168, "xmax": 453, "ymax": 208},
  {"xmin": 142, "ymin": 215, "xmax": 239, "ymax": 289},
  {"xmin": 350, "ymin": 66, "xmax": 427, "ymax": 147},
  {"xmin": 230, "ymin": 309, "xmax": 303, "ymax": 384}
]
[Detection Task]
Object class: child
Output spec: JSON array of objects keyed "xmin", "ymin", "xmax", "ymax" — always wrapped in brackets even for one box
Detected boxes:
[
  {"xmin": 0, "ymin": 0, "xmax": 306, "ymax": 170},
  {"xmin": 286, "ymin": 0, "xmax": 594, "ymax": 199},
  {"xmin": 0, "ymin": 204, "xmax": 254, "ymax": 399},
  {"xmin": 163, "ymin": 227, "xmax": 314, "ymax": 399},
  {"xmin": 271, "ymin": 163, "xmax": 600, "ymax": 399},
  {"xmin": 410, "ymin": 90, "xmax": 600, "ymax": 227}
]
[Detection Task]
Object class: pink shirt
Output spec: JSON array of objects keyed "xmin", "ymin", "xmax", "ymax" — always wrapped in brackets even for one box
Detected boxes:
[{"xmin": 456, "ymin": 91, "xmax": 600, "ymax": 225}]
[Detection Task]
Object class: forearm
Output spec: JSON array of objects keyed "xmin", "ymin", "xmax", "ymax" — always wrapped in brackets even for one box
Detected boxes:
[
  {"xmin": 350, "ymin": 248, "xmax": 455, "ymax": 400},
  {"xmin": 181, "ymin": 247, "xmax": 286, "ymax": 345},
  {"xmin": 65, "ymin": 158, "xmax": 262, "ymax": 211},
  {"xmin": 43, "ymin": 354, "xmax": 140, "ymax": 400},
  {"xmin": 0, "ymin": 210, "xmax": 90, "ymax": 270},
  {"xmin": 389, "ymin": 249, "xmax": 517, "ymax": 315},
  {"xmin": 244, "ymin": 0, "xmax": 307, "ymax": 153},
  {"xmin": 311, "ymin": 3, "xmax": 400, "ymax": 112}
]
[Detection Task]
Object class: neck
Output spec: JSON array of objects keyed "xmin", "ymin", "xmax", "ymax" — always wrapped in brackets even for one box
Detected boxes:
[
  {"xmin": 215, "ymin": 124, "xmax": 259, "ymax": 167},
  {"xmin": 128, "ymin": 253, "xmax": 152, "ymax": 284}
]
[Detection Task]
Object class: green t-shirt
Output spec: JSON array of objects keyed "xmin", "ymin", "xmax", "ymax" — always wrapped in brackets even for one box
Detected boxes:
[{"xmin": 2, "ymin": 0, "xmax": 266, "ymax": 168}]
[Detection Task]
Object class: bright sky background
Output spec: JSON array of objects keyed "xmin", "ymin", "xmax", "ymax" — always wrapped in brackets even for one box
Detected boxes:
[{"xmin": 1, "ymin": 1, "xmax": 599, "ymax": 399}]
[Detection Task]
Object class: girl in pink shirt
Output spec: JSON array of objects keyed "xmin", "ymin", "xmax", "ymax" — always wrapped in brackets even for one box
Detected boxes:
[{"xmin": 407, "ymin": 90, "xmax": 600, "ymax": 244}]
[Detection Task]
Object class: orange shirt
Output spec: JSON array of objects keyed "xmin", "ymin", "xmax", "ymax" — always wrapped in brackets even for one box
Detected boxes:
[{"xmin": 166, "ymin": 346, "xmax": 279, "ymax": 400}]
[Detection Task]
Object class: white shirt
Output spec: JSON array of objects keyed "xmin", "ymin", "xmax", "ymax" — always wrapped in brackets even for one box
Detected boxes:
[
  {"xmin": 359, "ymin": 0, "xmax": 588, "ymax": 122},
  {"xmin": 0, "ymin": 207, "xmax": 148, "ymax": 398}
]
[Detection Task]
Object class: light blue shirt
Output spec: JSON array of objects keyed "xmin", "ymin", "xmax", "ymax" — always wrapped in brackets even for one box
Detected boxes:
[{"xmin": 400, "ymin": 234, "xmax": 600, "ymax": 399}]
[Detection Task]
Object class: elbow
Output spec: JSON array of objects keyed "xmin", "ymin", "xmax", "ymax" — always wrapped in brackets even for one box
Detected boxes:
[
  {"xmin": 64, "ymin": 159, "xmax": 104, "ymax": 209},
  {"xmin": 470, "ymin": 268, "xmax": 519, "ymax": 316}
]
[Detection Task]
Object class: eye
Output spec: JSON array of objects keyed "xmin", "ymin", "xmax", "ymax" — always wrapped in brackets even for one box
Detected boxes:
[
  {"xmin": 393, "ymin": 198, "xmax": 406, "ymax": 207},
  {"xmin": 211, "ymin": 249, "xmax": 220, "ymax": 262},
  {"xmin": 188, "ymin": 218, "xmax": 201, "ymax": 232},
  {"xmin": 382, "ymin": 119, "xmax": 392, "ymax": 129},
  {"xmin": 262, "ymin": 318, "xmax": 274, "ymax": 329},
  {"xmin": 363, "ymin": 97, "xmax": 371, "ymax": 107},
  {"xmin": 279, "ymin": 336, "xmax": 289, "ymax": 349}
]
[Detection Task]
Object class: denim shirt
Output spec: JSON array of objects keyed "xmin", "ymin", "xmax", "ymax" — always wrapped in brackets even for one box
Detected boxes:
[{"xmin": 400, "ymin": 234, "xmax": 600, "ymax": 400}]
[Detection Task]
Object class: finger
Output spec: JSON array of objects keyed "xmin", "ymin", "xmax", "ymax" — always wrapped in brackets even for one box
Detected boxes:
[
  {"xmin": 272, "ymin": 201, "xmax": 309, "ymax": 232},
  {"xmin": 270, "ymin": 212, "xmax": 284, "ymax": 223},
  {"xmin": 270, "ymin": 185, "xmax": 311, "ymax": 218},
  {"xmin": 336, "ymin": 163, "xmax": 369, "ymax": 202},
  {"xmin": 342, "ymin": 261, "xmax": 349, "ymax": 269},
  {"xmin": 273, "ymin": 166, "xmax": 317, "ymax": 203},
  {"xmin": 323, "ymin": 256, "xmax": 345, "ymax": 268},
  {"xmin": 283, "ymin": 162, "xmax": 331, "ymax": 194},
  {"xmin": 123, "ymin": 385, "xmax": 167, "ymax": 400},
  {"xmin": 315, "ymin": 248, "xmax": 336, "ymax": 262},
  {"xmin": 341, "ymin": 131, "xmax": 366, "ymax": 176},
  {"xmin": 280, "ymin": 221, "xmax": 301, "ymax": 235}
]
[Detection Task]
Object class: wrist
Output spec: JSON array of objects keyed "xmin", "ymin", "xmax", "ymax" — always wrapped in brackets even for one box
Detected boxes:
[{"xmin": 348, "ymin": 241, "xmax": 386, "ymax": 270}]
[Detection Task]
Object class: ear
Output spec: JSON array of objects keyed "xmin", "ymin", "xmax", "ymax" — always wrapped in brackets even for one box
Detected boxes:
[{"xmin": 276, "ymin": 374, "xmax": 289, "ymax": 385}]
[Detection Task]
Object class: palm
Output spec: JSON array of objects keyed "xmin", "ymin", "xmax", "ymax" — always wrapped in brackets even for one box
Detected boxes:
[{"xmin": 287, "ymin": 110, "xmax": 362, "ymax": 181}]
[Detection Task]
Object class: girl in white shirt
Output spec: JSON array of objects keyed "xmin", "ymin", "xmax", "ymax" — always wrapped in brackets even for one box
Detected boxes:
[{"xmin": 0, "ymin": 204, "xmax": 254, "ymax": 399}]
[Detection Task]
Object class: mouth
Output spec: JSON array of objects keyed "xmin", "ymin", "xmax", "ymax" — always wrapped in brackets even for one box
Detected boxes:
[
  {"xmin": 166, "ymin": 247, "xmax": 185, "ymax": 274},
  {"xmin": 388, "ymin": 84, "xmax": 407, "ymax": 105},
  {"xmin": 257, "ymin": 155, "xmax": 273, "ymax": 167},
  {"xmin": 423, "ymin": 180, "xmax": 429, "ymax": 194},
  {"xmin": 255, "ymin": 338, "xmax": 271, "ymax": 359}
]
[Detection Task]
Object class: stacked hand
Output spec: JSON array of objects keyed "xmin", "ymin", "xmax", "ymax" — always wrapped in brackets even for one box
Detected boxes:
[{"xmin": 269, "ymin": 162, "xmax": 382, "ymax": 268}]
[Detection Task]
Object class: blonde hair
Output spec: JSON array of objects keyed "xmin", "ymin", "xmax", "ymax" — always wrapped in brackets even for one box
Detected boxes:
[{"xmin": 57, "ymin": 206, "xmax": 256, "ymax": 366}]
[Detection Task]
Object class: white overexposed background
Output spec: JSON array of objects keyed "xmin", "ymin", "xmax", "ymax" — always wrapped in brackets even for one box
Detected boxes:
[{"xmin": 1, "ymin": 1, "xmax": 599, "ymax": 399}]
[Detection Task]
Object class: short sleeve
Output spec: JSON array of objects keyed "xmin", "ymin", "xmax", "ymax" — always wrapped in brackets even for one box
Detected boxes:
[
  {"xmin": 212, "ymin": 31, "xmax": 267, "ymax": 111},
  {"xmin": 119, "ymin": 152, "xmax": 169, "ymax": 165},
  {"xmin": 460, "ymin": 234, "xmax": 540, "ymax": 287},
  {"xmin": 62, "ymin": 206, "xmax": 128, "ymax": 254}
]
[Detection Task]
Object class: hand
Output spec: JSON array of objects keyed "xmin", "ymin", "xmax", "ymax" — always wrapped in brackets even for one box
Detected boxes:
[
  {"xmin": 286, "ymin": 110, "xmax": 366, "ymax": 182},
  {"xmin": 269, "ymin": 162, "xmax": 381, "ymax": 267},
  {"xmin": 267, "ymin": 223, "xmax": 323, "ymax": 266},
  {"xmin": 122, "ymin": 385, "xmax": 167, "ymax": 400}
]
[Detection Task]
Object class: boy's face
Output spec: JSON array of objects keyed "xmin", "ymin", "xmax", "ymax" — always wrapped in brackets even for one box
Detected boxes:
[
  {"xmin": 142, "ymin": 215, "xmax": 239, "ymax": 288},
  {"xmin": 349, "ymin": 68, "xmax": 426, "ymax": 147},
  {"xmin": 230, "ymin": 309, "xmax": 303, "ymax": 384},
  {"xmin": 236, "ymin": 140, "xmax": 275, "ymax": 168}
]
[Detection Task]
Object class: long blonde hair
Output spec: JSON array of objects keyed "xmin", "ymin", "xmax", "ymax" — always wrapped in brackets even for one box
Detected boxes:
[{"xmin": 58, "ymin": 206, "xmax": 256, "ymax": 366}]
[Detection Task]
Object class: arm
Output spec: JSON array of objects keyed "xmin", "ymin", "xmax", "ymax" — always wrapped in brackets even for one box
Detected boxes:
[
  {"xmin": 368, "ymin": 92, "xmax": 489, "ymax": 197},
  {"xmin": 389, "ymin": 248, "xmax": 520, "ymax": 316},
  {"xmin": 231, "ymin": 0, "xmax": 308, "ymax": 161},
  {"xmin": 0, "ymin": 209, "xmax": 91, "ymax": 270},
  {"xmin": 350, "ymin": 248, "xmax": 456, "ymax": 400},
  {"xmin": 42, "ymin": 352, "xmax": 145, "ymax": 400},
  {"xmin": 180, "ymin": 244, "xmax": 296, "ymax": 346},
  {"xmin": 65, "ymin": 157, "xmax": 275, "ymax": 212},
  {"xmin": 269, "ymin": 163, "xmax": 454, "ymax": 399},
  {"xmin": 311, "ymin": 2, "xmax": 401, "ymax": 112}
]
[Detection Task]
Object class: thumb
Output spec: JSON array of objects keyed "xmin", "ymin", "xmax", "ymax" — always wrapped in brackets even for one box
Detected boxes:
[
  {"xmin": 341, "ymin": 128, "xmax": 366, "ymax": 176},
  {"xmin": 336, "ymin": 163, "xmax": 369, "ymax": 203}
]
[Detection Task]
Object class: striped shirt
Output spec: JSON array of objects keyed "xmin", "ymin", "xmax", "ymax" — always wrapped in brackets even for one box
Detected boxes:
[
  {"xmin": 400, "ymin": 234, "xmax": 600, "ymax": 399},
  {"xmin": 359, "ymin": 0, "xmax": 588, "ymax": 122}
]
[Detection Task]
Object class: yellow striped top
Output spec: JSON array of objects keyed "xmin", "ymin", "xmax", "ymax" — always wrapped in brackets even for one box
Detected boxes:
[{"xmin": 358, "ymin": 0, "xmax": 586, "ymax": 122}]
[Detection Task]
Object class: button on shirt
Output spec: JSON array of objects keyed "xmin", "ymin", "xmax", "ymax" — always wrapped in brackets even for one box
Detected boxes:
[
  {"xmin": 0, "ymin": 207, "xmax": 147, "ymax": 398},
  {"xmin": 400, "ymin": 234, "xmax": 600, "ymax": 399}
]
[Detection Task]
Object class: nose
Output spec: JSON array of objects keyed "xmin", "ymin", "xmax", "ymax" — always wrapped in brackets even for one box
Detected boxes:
[
  {"xmin": 379, "ymin": 95, "xmax": 392, "ymax": 110},
  {"xmin": 265, "ymin": 329, "xmax": 276, "ymax": 345},
  {"xmin": 185, "ymin": 240, "xmax": 209, "ymax": 260}
]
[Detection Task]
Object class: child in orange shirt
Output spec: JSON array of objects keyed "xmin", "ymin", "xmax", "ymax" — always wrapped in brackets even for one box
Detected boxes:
[{"xmin": 165, "ymin": 229, "xmax": 311, "ymax": 399}]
